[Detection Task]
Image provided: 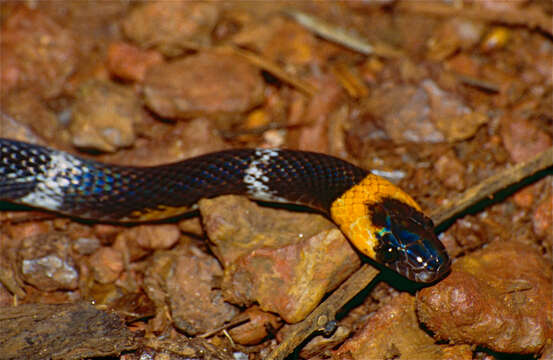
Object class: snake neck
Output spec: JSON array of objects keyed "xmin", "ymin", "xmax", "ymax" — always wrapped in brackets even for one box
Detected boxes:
[{"xmin": 329, "ymin": 174, "xmax": 421, "ymax": 259}]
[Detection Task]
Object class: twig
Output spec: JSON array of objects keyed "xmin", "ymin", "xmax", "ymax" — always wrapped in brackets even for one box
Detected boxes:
[
  {"xmin": 284, "ymin": 9, "xmax": 404, "ymax": 59},
  {"xmin": 431, "ymin": 147, "xmax": 553, "ymax": 227},
  {"xmin": 265, "ymin": 264, "xmax": 379, "ymax": 360},
  {"xmin": 228, "ymin": 46, "xmax": 317, "ymax": 97},
  {"xmin": 267, "ymin": 146, "xmax": 553, "ymax": 359},
  {"xmin": 396, "ymin": 1, "xmax": 553, "ymax": 37},
  {"xmin": 455, "ymin": 73, "xmax": 500, "ymax": 93}
]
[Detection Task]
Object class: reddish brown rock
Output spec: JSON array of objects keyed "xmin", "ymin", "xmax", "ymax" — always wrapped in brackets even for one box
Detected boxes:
[
  {"xmin": 72, "ymin": 236, "xmax": 101, "ymax": 256},
  {"xmin": 367, "ymin": 85, "xmax": 445, "ymax": 143},
  {"xmin": 423, "ymin": 79, "xmax": 488, "ymax": 142},
  {"xmin": 122, "ymin": 1, "xmax": 219, "ymax": 56},
  {"xmin": 70, "ymin": 79, "xmax": 142, "ymax": 152},
  {"xmin": 107, "ymin": 41, "xmax": 163, "ymax": 82},
  {"xmin": 0, "ymin": 6, "xmax": 76, "ymax": 98},
  {"xmin": 445, "ymin": 54, "xmax": 480, "ymax": 78},
  {"xmin": 18, "ymin": 233, "xmax": 79, "ymax": 291},
  {"xmin": 112, "ymin": 224, "xmax": 180, "ymax": 265},
  {"xmin": 0, "ymin": 111, "xmax": 46, "ymax": 145},
  {"xmin": 513, "ymin": 185, "xmax": 536, "ymax": 208},
  {"xmin": 501, "ymin": 117, "xmax": 552, "ymax": 163},
  {"xmin": 232, "ymin": 17, "xmax": 319, "ymax": 66},
  {"xmin": 2, "ymin": 90, "xmax": 61, "ymax": 142},
  {"xmin": 199, "ymin": 195, "xmax": 335, "ymax": 268},
  {"xmin": 143, "ymin": 52, "xmax": 264, "ymax": 121},
  {"xmin": 199, "ymin": 195, "xmax": 360, "ymax": 323},
  {"xmin": 144, "ymin": 245, "xmax": 238, "ymax": 336},
  {"xmin": 434, "ymin": 151, "xmax": 466, "ymax": 191},
  {"xmin": 7, "ymin": 221, "xmax": 52, "ymax": 240},
  {"xmin": 427, "ymin": 19, "xmax": 485, "ymax": 61},
  {"xmin": 223, "ymin": 228, "xmax": 359, "ymax": 323},
  {"xmin": 439, "ymin": 216, "xmax": 487, "ymax": 258},
  {"xmin": 178, "ymin": 217, "xmax": 204, "ymax": 238},
  {"xmin": 102, "ymin": 119, "xmax": 228, "ymax": 167},
  {"xmin": 533, "ymin": 195, "xmax": 552, "ymax": 239},
  {"xmin": 129, "ymin": 224, "xmax": 180, "ymax": 251},
  {"xmin": 92, "ymin": 224, "xmax": 123, "ymax": 241},
  {"xmin": 541, "ymin": 343, "xmax": 553, "ymax": 360},
  {"xmin": 295, "ymin": 76, "xmax": 344, "ymax": 153},
  {"xmin": 228, "ymin": 306, "xmax": 282, "ymax": 345},
  {"xmin": 335, "ymin": 293, "xmax": 472, "ymax": 360},
  {"xmin": 417, "ymin": 241, "xmax": 552, "ymax": 354},
  {"xmin": 89, "ymin": 247, "xmax": 124, "ymax": 284}
]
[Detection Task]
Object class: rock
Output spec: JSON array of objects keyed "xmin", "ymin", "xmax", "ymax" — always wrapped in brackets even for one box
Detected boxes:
[
  {"xmin": 128, "ymin": 224, "xmax": 180, "ymax": 251},
  {"xmin": 533, "ymin": 195, "xmax": 552, "ymax": 239},
  {"xmin": 228, "ymin": 306, "xmax": 282, "ymax": 345},
  {"xmin": 70, "ymin": 80, "xmax": 142, "ymax": 152},
  {"xmin": 423, "ymin": 79, "xmax": 488, "ymax": 142},
  {"xmin": 89, "ymin": 247, "xmax": 124, "ymax": 284},
  {"xmin": 107, "ymin": 41, "xmax": 163, "ymax": 82},
  {"xmin": 143, "ymin": 51, "xmax": 264, "ymax": 122},
  {"xmin": 335, "ymin": 293, "xmax": 472, "ymax": 360},
  {"xmin": 199, "ymin": 195, "xmax": 360, "ymax": 323},
  {"xmin": 112, "ymin": 225, "xmax": 181, "ymax": 262},
  {"xmin": 501, "ymin": 116, "xmax": 552, "ymax": 163},
  {"xmin": 434, "ymin": 151, "xmax": 466, "ymax": 191},
  {"xmin": 2, "ymin": 90, "xmax": 60, "ymax": 142},
  {"xmin": 122, "ymin": 1, "xmax": 219, "ymax": 56},
  {"xmin": 417, "ymin": 241, "xmax": 552, "ymax": 354},
  {"xmin": 199, "ymin": 195, "xmax": 335, "ymax": 268},
  {"xmin": 0, "ymin": 6, "xmax": 76, "ymax": 98},
  {"xmin": 366, "ymin": 85, "xmax": 445, "ymax": 143},
  {"xmin": 18, "ymin": 232, "xmax": 79, "ymax": 291},
  {"xmin": 223, "ymin": 228, "xmax": 359, "ymax": 323},
  {"xmin": 144, "ymin": 245, "xmax": 238, "ymax": 336}
]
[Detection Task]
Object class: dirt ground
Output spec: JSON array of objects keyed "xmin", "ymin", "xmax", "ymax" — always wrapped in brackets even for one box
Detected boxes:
[{"xmin": 0, "ymin": 1, "xmax": 551, "ymax": 359}]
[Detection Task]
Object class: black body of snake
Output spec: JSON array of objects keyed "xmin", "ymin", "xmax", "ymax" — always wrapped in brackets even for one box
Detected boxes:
[{"xmin": 0, "ymin": 138, "xmax": 450, "ymax": 283}]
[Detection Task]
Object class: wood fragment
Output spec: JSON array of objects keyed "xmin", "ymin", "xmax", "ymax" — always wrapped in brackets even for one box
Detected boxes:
[
  {"xmin": 330, "ymin": 63, "xmax": 370, "ymax": 98},
  {"xmin": 267, "ymin": 146, "xmax": 553, "ymax": 360},
  {"xmin": 455, "ymin": 73, "xmax": 500, "ymax": 93},
  {"xmin": 0, "ymin": 302, "xmax": 136, "ymax": 360},
  {"xmin": 284, "ymin": 9, "xmax": 404, "ymax": 59},
  {"xmin": 228, "ymin": 46, "xmax": 317, "ymax": 96},
  {"xmin": 396, "ymin": 1, "xmax": 553, "ymax": 37}
]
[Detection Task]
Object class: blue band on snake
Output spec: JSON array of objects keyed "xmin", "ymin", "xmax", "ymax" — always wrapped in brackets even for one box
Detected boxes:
[{"xmin": 0, "ymin": 138, "xmax": 450, "ymax": 283}]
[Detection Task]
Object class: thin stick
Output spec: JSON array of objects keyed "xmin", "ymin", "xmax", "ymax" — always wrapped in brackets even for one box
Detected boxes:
[
  {"xmin": 431, "ymin": 147, "xmax": 553, "ymax": 227},
  {"xmin": 265, "ymin": 264, "xmax": 379, "ymax": 360},
  {"xmin": 284, "ymin": 9, "xmax": 403, "ymax": 59},
  {"xmin": 267, "ymin": 146, "xmax": 553, "ymax": 360}
]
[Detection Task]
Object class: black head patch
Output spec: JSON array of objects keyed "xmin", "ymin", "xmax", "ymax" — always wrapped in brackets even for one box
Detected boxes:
[{"xmin": 370, "ymin": 198, "xmax": 450, "ymax": 283}]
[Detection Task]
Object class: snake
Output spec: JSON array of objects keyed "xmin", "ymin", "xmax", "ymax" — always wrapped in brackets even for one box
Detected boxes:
[{"xmin": 0, "ymin": 138, "xmax": 450, "ymax": 283}]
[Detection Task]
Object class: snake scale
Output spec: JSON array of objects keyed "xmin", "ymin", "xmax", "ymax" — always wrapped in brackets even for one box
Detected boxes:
[{"xmin": 0, "ymin": 138, "xmax": 450, "ymax": 283}]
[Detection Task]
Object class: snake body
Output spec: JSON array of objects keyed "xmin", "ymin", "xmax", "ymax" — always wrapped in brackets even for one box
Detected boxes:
[{"xmin": 0, "ymin": 138, "xmax": 450, "ymax": 283}]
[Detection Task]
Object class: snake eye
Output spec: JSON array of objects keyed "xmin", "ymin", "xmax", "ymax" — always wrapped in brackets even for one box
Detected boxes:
[
  {"xmin": 378, "ymin": 233, "xmax": 400, "ymax": 263},
  {"xmin": 380, "ymin": 245, "xmax": 399, "ymax": 263}
]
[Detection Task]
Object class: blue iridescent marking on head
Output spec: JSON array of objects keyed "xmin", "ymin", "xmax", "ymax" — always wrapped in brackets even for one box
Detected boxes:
[{"xmin": 371, "ymin": 198, "xmax": 451, "ymax": 283}]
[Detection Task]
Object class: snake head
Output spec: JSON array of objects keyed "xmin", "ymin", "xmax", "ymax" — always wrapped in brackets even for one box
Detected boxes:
[{"xmin": 371, "ymin": 198, "xmax": 451, "ymax": 283}]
